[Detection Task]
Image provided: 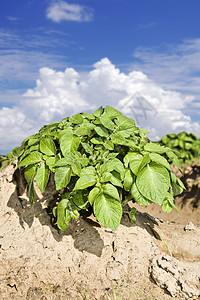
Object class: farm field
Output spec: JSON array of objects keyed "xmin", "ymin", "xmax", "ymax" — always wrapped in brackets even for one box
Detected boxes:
[
  {"xmin": 1, "ymin": 2, "xmax": 200, "ymax": 298},
  {"xmin": 0, "ymin": 159, "xmax": 199, "ymax": 300}
]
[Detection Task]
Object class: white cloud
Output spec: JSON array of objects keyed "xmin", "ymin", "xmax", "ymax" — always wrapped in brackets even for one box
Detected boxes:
[
  {"xmin": 0, "ymin": 58, "xmax": 199, "ymax": 154},
  {"xmin": 0, "ymin": 29, "xmax": 71, "ymax": 88},
  {"xmin": 130, "ymin": 39, "xmax": 200, "ymax": 124},
  {"xmin": 132, "ymin": 39, "xmax": 200, "ymax": 97},
  {"xmin": 6, "ymin": 16, "xmax": 20, "ymax": 22},
  {"xmin": 46, "ymin": 1, "xmax": 93, "ymax": 23}
]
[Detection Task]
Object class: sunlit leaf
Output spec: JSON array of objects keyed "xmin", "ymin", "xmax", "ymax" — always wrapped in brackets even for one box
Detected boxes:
[{"xmin": 136, "ymin": 162, "xmax": 170, "ymax": 205}]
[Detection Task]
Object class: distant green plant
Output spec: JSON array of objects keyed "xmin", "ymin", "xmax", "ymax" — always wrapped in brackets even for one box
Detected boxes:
[
  {"xmin": 0, "ymin": 147, "xmax": 21, "ymax": 170},
  {"xmin": 1, "ymin": 106, "xmax": 184, "ymax": 231},
  {"xmin": 158, "ymin": 132, "xmax": 200, "ymax": 164}
]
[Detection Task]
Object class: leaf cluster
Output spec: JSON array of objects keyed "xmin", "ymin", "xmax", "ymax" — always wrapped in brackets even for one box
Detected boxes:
[
  {"xmin": 158, "ymin": 132, "xmax": 200, "ymax": 164},
  {"xmin": 3, "ymin": 106, "xmax": 184, "ymax": 231},
  {"xmin": 0, "ymin": 147, "xmax": 22, "ymax": 170}
]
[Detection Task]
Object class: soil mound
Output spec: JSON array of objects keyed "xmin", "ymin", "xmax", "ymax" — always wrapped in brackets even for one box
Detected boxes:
[{"xmin": 0, "ymin": 163, "xmax": 199, "ymax": 299}]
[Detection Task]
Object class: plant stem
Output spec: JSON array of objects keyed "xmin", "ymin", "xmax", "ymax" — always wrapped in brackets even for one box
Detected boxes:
[
  {"xmin": 155, "ymin": 225, "xmax": 172, "ymax": 257},
  {"xmin": 122, "ymin": 194, "xmax": 133, "ymax": 206}
]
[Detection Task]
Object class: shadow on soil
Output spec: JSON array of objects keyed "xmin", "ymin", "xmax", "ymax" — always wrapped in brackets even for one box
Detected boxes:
[
  {"xmin": 7, "ymin": 169, "xmax": 161, "ymax": 257},
  {"xmin": 178, "ymin": 163, "xmax": 200, "ymax": 209}
]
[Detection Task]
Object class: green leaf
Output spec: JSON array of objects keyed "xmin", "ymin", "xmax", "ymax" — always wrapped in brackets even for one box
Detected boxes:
[
  {"xmin": 172, "ymin": 156, "xmax": 183, "ymax": 175},
  {"xmin": 107, "ymin": 152, "xmax": 119, "ymax": 159},
  {"xmin": 102, "ymin": 183, "xmax": 120, "ymax": 201},
  {"xmin": 166, "ymin": 151, "xmax": 183, "ymax": 175},
  {"xmin": 106, "ymin": 158, "xmax": 125, "ymax": 177},
  {"xmin": 55, "ymin": 166, "xmax": 72, "ymax": 190},
  {"xmin": 162, "ymin": 198, "xmax": 173, "ymax": 213},
  {"xmin": 70, "ymin": 209, "xmax": 79, "ymax": 220},
  {"xmin": 40, "ymin": 138, "xmax": 56, "ymax": 156},
  {"xmin": 93, "ymin": 106, "xmax": 103, "ymax": 117},
  {"xmin": 103, "ymin": 140, "xmax": 114, "ymax": 150},
  {"xmin": 149, "ymin": 153, "xmax": 171, "ymax": 171},
  {"xmin": 103, "ymin": 105, "xmax": 122, "ymax": 118},
  {"xmin": 82, "ymin": 112, "xmax": 95, "ymax": 120},
  {"xmin": 170, "ymin": 171, "xmax": 177, "ymax": 183},
  {"xmin": 124, "ymin": 169, "xmax": 135, "ymax": 191},
  {"xmin": 111, "ymin": 132, "xmax": 127, "ymax": 145},
  {"xmin": 18, "ymin": 151, "xmax": 43, "ymax": 167},
  {"xmin": 91, "ymin": 137, "xmax": 103, "ymax": 144},
  {"xmin": 136, "ymin": 162, "xmax": 170, "ymax": 205},
  {"xmin": 178, "ymin": 139, "xmax": 184, "ymax": 149},
  {"xmin": 57, "ymin": 127, "xmax": 72, "ymax": 138},
  {"xmin": 0, "ymin": 158, "xmax": 10, "ymax": 170},
  {"xmin": 35, "ymin": 163, "xmax": 50, "ymax": 193},
  {"xmin": 176, "ymin": 177, "xmax": 185, "ymax": 190},
  {"xmin": 115, "ymin": 115, "xmax": 135, "ymax": 130},
  {"xmin": 45, "ymin": 156, "xmax": 56, "ymax": 171},
  {"xmin": 75, "ymin": 123, "xmax": 95, "ymax": 136},
  {"xmin": 60, "ymin": 132, "xmax": 81, "ymax": 156},
  {"xmin": 94, "ymin": 188, "xmax": 122, "ymax": 230},
  {"xmin": 55, "ymin": 157, "xmax": 72, "ymax": 167},
  {"xmin": 72, "ymin": 191, "xmax": 89, "ymax": 210},
  {"xmin": 144, "ymin": 143, "xmax": 167, "ymax": 154},
  {"xmin": 138, "ymin": 155, "xmax": 151, "ymax": 173},
  {"xmin": 24, "ymin": 164, "xmax": 37, "ymax": 184},
  {"xmin": 114, "ymin": 115, "xmax": 136, "ymax": 138},
  {"xmin": 162, "ymin": 135, "xmax": 170, "ymax": 144},
  {"xmin": 139, "ymin": 128, "xmax": 149, "ymax": 136},
  {"xmin": 74, "ymin": 175, "xmax": 96, "ymax": 190},
  {"xmin": 94, "ymin": 125, "xmax": 109, "ymax": 137},
  {"xmin": 101, "ymin": 172, "xmax": 123, "ymax": 187},
  {"xmin": 28, "ymin": 138, "xmax": 39, "ymax": 147},
  {"xmin": 130, "ymin": 156, "xmax": 143, "ymax": 175},
  {"xmin": 28, "ymin": 177, "xmax": 35, "ymax": 205},
  {"xmin": 131, "ymin": 182, "xmax": 152, "ymax": 206},
  {"xmin": 22, "ymin": 145, "xmax": 39, "ymax": 157},
  {"xmin": 56, "ymin": 199, "xmax": 71, "ymax": 231},
  {"xmin": 80, "ymin": 166, "xmax": 96, "ymax": 176},
  {"xmin": 81, "ymin": 142, "xmax": 93, "ymax": 154},
  {"xmin": 69, "ymin": 113, "xmax": 83, "ymax": 124},
  {"xmin": 184, "ymin": 142, "xmax": 192, "ymax": 150},
  {"xmin": 128, "ymin": 207, "xmax": 137, "ymax": 223},
  {"xmin": 164, "ymin": 192, "xmax": 180, "ymax": 213},
  {"xmin": 124, "ymin": 152, "xmax": 142, "ymax": 168},
  {"xmin": 100, "ymin": 116, "xmax": 115, "ymax": 131},
  {"xmin": 171, "ymin": 181, "xmax": 183, "ymax": 196},
  {"xmin": 88, "ymin": 187, "xmax": 100, "ymax": 205},
  {"xmin": 52, "ymin": 207, "xmax": 57, "ymax": 217},
  {"xmin": 76, "ymin": 156, "xmax": 89, "ymax": 167},
  {"xmin": 71, "ymin": 160, "xmax": 81, "ymax": 176}
]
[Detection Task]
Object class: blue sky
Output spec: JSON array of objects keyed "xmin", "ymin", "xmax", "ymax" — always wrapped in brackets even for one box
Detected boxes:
[{"xmin": 0, "ymin": 0, "xmax": 200, "ymax": 153}]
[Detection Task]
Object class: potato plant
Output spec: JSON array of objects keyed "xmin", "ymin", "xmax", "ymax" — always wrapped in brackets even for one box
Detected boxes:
[
  {"xmin": 1, "ymin": 106, "xmax": 185, "ymax": 231},
  {"xmin": 159, "ymin": 132, "xmax": 200, "ymax": 164}
]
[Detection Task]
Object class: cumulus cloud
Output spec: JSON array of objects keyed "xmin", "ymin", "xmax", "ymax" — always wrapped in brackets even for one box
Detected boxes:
[
  {"xmin": 132, "ymin": 38, "xmax": 200, "ymax": 97},
  {"xmin": 0, "ymin": 58, "xmax": 200, "ymax": 154},
  {"xmin": 46, "ymin": 1, "xmax": 94, "ymax": 23},
  {"xmin": 131, "ymin": 39, "xmax": 200, "ymax": 124}
]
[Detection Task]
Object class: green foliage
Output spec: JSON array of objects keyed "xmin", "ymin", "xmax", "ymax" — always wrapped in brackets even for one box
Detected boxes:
[
  {"xmin": 158, "ymin": 131, "xmax": 200, "ymax": 164},
  {"xmin": 2, "ymin": 106, "xmax": 184, "ymax": 231},
  {"xmin": 0, "ymin": 147, "xmax": 22, "ymax": 169}
]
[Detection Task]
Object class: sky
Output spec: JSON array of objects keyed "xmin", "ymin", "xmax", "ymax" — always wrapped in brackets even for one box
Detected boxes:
[{"xmin": 0, "ymin": 0, "xmax": 200, "ymax": 154}]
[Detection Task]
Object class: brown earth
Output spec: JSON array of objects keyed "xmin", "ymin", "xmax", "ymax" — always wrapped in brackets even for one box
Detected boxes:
[{"xmin": 0, "ymin": 161, "xmax": 200, "ymax": 300}]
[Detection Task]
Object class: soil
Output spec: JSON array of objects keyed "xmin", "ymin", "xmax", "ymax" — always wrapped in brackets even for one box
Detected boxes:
[{"xmin": 0, "ymin": 160, "xmax": 199, "ymax": 300}]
